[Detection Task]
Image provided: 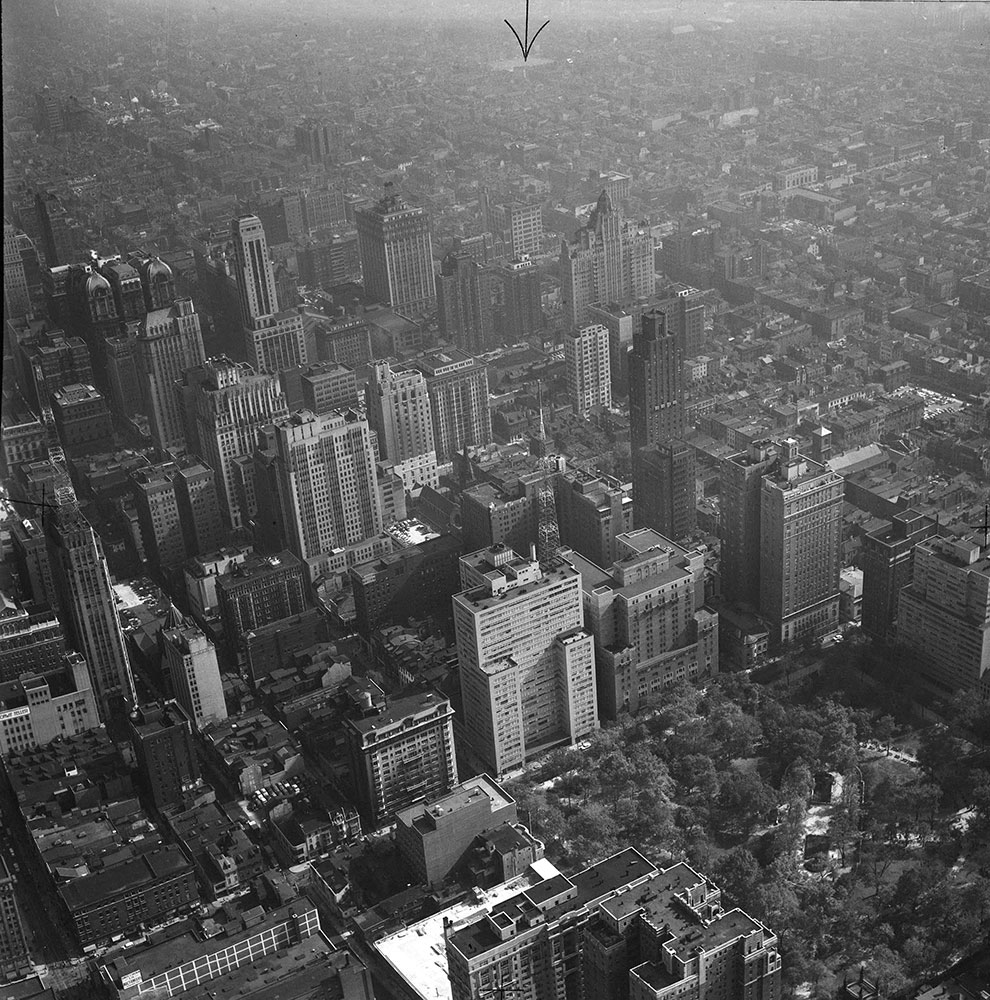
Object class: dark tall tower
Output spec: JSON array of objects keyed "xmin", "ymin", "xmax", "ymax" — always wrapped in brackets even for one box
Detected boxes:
[
  {"xmin": 635, "ymin": 440, "xmax": 696, "ymax": 542},
  {"xmin": 44, "ymin": 478, "xmax": 137, "ymax": 720},
  {"xmin": 720, "ymin": 441, "xmax": 778, "ymax": 608},
  {"xmin": 129, "ymin": 701, "xmax": 200, "ymax": 810},
  {"xmin": 628, "ymin": 309, "xmax": 685, "ymax": 452},
  {"xmin": 437, "ymin": 252, "xmax": 494, "ymax": 353}
]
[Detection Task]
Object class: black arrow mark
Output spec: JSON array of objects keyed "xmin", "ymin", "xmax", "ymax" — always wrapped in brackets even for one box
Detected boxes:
[{"xmin": 505, "ymin": 0, "xmax": 549, "ymax": 62}]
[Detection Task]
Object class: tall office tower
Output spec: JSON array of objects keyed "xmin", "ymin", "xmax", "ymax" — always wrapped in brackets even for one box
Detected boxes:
[
  {"xmin": 181, "ymin": 358, "xmax": 288, "ymax": 529},
  {"xmin": 102, "ymin": 331, "xmax": 143, "ymax": 422},
  {"xmin": 45, "ymin": 482, "xmax": 137, "ymax": 719},
  {"xmin": 759, "ymin": 439, "xmax": 844, "ymax": 647},
  {"xmin": 446, "ymin": 849, "xmax": 782, "ymax": 1000},
  {"xmin": 0, "ymin": 856, "xmax": 31, "ymax": 981},
  {"xmin": 453, "ymin": 546, "xmax": 598, "ymax": 776},
  {"xmin": 413, "ymin": 349, "xmax": 492, "ymax": 461},
  {"xmin": 99, "ymin": 259, "xmax": 146, "ymax": 321},
  {"xmin": 897, "ymin": 531, "xmax": 990, "ymax": 699},
  {"xmin": 131, "ymin": 463, "xmax": 186, "ymax": 578},
  {"xmin": 484, "ymin": 199, "xmax": 543, "ymax": 258},
  {"xmin": 628, "ymin": 309, "xmax": 686, "ymax": 452},
  {"xmin": 134, "ymin": 298, "xmax": 206, "ymax": 453},
  {"xmin": 4, "ymin": 223, "xmax": 31, "ymax": 320},
  {"xmin": 128, "ymin": 701, "xmax": 201, "ymax": 810},
  {"xmin": 650, "ymin": 287, "xmax": 708, "ymax": 359},
  {"xmin": 63, "ymin": 261, "xmax": 126, "ymax": 395},
  {"xmin": 437, "ymin": 252, "xmax": 496, "ymax": 353},
  {"xmin": 231, "ymin": 215, "xmax": 307, "ymax": 374},
  {"xmin": 634, "ymin": 440, "xmax": 696, "ymax": 542},
  {"xmin": 35, "ymin": 192, "xmax": 74, "ymax": 267},
  {"xmin": 555, "ymin": 468, "xmax": 634, "ymax": 569},
  {"xmin": 356, "ymin": 184, "xmax": 436, "ymax": 316},
  {"xmin": 560, "ymin": 191, "xmax": 653, "ymax": 329},
  {"xmin": 365, "ymin": 359, "xmax": 439, "ymax": 491},
  {"xmin": 268, "ymin": 409, "xmax": 383, "ymax": 573},
  {"xmin": 566, "ymin": 528, "xmax": 715, "ymax": 718},
  {"xmin": 720, "ymin": 440, "xmax": 778, "ymax": 608},
  {"xmin": 345, "ymin": 689, "xmax": 458, "ymax": 828},
  {"xmin": 493, "ymin": 256, "xmax": 543, "ymax": 342},
  {"xmin": 35, "ymin": 85, "xmax": 64, "ymax": 131},
  {"xmin": 173, "ymin": 459, "xmax": 224, "ymax": 558},
  {"xmin": 159, "ymin": 615, "xmax": 227, "ymax": 729},
  {"xmin": 137, "ymin": 256, "xmax": 176, "ymax": 311},
  {"xmin": 564, "ymin": 323, "xmax": 611, "ymax": 416},
  {"xmin": 861, "ymin": 508, "xmax": 938, "ymax": 640}
]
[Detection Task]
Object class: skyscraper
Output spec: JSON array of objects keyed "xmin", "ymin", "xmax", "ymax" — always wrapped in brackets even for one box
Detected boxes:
[
  {"xmin": 413, "ymin": 349, "xmax": 492, "ymax": 462},
  {"xmin": 181, "ymin": 357, "xmax": 289, "ymax": 529},
  {"xmin": 345, "ymin": 689, "xmax": 458, "ymax": 828},
  {"xmin": 564, "ymin": 323, "xmax": 612, "ymax": 417},
  {"xmin": 860, "ymin": 508, "xmax": 938, "ymax": 640},
  {"xmin": 483, "ymin": 198, "xmax": 543, "ymax": 258},
  {"xmin": 268, "ymin": 409, "xmax": 383, "ymax": 574},
  {"xmin": 759, "ymin": 439, "xmax": 844, "ymax": 646},
  {"xmin": 356, "ymin": 184, "xmax": 436, "ymax": 316},
  {"xmin": 493, "ymin": 256, "xmax": 543, "ymax": 342},
  {"xmin": 896, "ymin": 530, "xmax": 990, "ymax": 700},
  {"xmin": 173, "ymin": 459, "xmax": 224, "ymax": 559},
  {"xmin": 453, "ymin": 545, "xmax": 598, "ymax": 776},
  {"xmin": 134, "ymin": 297, "xmax": 206, "ymax": 453},
  {"xmin": 159, "ymin": 615, "xmax": 228, "ymax": 729},
  {"xmin": 231, "ymin": 216, "xmax": 307, "ymax": 374},
  {"xmin": 131, "ymin": 462, "xmax": 187, "ymax": 578},
  {"xmin": 634, "ymin": 439, "xmax": 696, "ymax": 542},
  {"xmin": 365, "ymin": 359, "xmax": 439, "ymax": 491},
  {"xmin": 3, "ymin": 223, "xmax": 31, "ymax": 320},
  {"xmin": 720, "ymin": 440, "xmax": 778, "ymax": 608},
  {"xmin": 35, "ymin": 191, "xmax": 74, "ymax": 267},
  {"xmin": 628, "ymin": 308, "xmax": 686, "ymax": 452},
  {"xmin": 559, "ymin": 191, "xmax": 653, "ymax": 329},
  {"xmin": 45, "ymin": 482, "xmax": 137, "ymax": 719},
  {"xmin": 566, "ymin": 528, "xmax": 716, "ymax": 718},
  {"xmin": 128, "ymin": 701, "xmax": 201, "ymax": 810},
  {"xmin": 436, "ymin": 252, "xmax": 496, "ymax": 353}
]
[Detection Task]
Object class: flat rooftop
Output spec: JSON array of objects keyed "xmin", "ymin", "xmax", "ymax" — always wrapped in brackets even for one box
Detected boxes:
[
  {"xmin": 448, "ymin": 849, "xmax": 657, "ymax": 961},
  {"xmin": 103, "ymin": 893, "xmax": 320, "ymax": 985},
  {"xmin": 374, "ymin": 861, "xmax": 559, "ymax": 1000}
]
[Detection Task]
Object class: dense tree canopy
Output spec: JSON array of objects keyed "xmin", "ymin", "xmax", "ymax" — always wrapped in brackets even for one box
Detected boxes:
[{"xmin": 505, "ymin": 669, "xmax": 990, "ymax": 999}]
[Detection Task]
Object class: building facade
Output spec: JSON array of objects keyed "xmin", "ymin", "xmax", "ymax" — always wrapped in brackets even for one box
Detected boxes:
[
  {"xmin": 268, "ymin": 409, "xmax": 383, "ymax": 576},
  {"xmin": 45, "ymin": 489, "xmax": 137, "ymax": 719},
  {"xmin": 160, "ymin": 618, "xmax": 228, "ymax": 730},
  {"xmin": 560, "ymin": 192, "xmax": 653, "ymax": 330},
  {"xmin": 453, "ymin": 546, "xmax": 598, "ymax": 776},
  {"xmin": 567, "ymin": 529, "xmax": 717, "ymax": 719},
  {"xmin": 346, "ymin": 689, "xmax": 458, "ymax": 828},
  {"xmin": 446, "ymin": 848, "xmax": 781, "ymax": 1000},
  {"xmin": 564, "ymin": 324, "xmax": 612, "ymax": 417},
  {"xmin": 414, "ymin": 350, "xmax": 492, "ymax": 462},
  {"xmin": 356, "ymin": 187, "xmax": 436, "ymax": 316},
  {"xmin": 181, "ymin": 357, "xmax": 288, "ymax": 529},
  {"xmin": 133, "ymin": 298, "xmax": 206, "ymax": 453},
  {"xmin": 860, "ymin": 508, "xmax": 938, "ymax": 640},
  {"xmin": 759, "ymin": 439, "xmax": 844, "ymax": 647},
  {"xmin": 897, "ymin": 532, "xmax": 990, "ymax": 700},
  {"xmin": 365, "ymin": 359, "xmax": 439, "ymax": 491}
]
